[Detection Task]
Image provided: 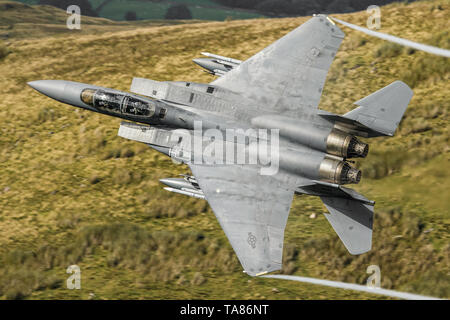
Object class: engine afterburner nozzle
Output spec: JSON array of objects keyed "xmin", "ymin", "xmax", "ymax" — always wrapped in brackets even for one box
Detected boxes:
[
  {"xmin": 345, "ymin": 167, "xmax": 362, "ymax": 184},
  {"xmin": 349, "ymin": 140, "xmax": 369, "ymax": 158},
  {"xmin": 326, "ymin": 129, "xmax": 369, "ymax": 158},
  {"xmin": 319, "ymin": 158, "xmax": 362, "ymax": 185}
]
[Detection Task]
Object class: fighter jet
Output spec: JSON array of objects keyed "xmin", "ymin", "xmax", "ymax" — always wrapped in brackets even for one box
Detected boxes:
[{"xmin": 28, "ymin": 15, "xmax": 413, "ymax": 276}]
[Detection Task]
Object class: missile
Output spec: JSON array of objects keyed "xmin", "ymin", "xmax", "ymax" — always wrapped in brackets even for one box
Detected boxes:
[
  {"xmin": 192, "ymin": 58, "xmax": 234, "ymax": 76},
  {"xmin": 163, "ymin": 187, "xmax": 205, "ymax": 199},
  {"xmin": 160, "ymin": 178, "xmax": 205, "ymax": 199},
  {"xmin": 200, "ymin": 52, "xmax": 242, "ymax": 65},
  {"xmin": 159, "ymin": 178, "xmax": 199, "ymax": 190},
  {"xmin": 178, "ymin": 174, "xmax": 198, "ymax": 185},
  {"xmin": 193, "ymin": 52, "xmax": 241, "ymax": 76}
]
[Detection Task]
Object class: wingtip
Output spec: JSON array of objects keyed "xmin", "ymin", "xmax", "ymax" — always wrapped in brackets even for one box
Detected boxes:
[
  {"xmin": 391, "ymin": 80, "xmax": 413, "ymax": 92},
  {"xmin": 348, "ymin": 246, "xmax": 372, "ymax": 255}
]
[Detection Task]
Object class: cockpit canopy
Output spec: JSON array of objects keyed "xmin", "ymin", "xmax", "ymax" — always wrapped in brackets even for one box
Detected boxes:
[{"xmin": 81, "ymin": 89, "xmax": 155, "ymax": 117}]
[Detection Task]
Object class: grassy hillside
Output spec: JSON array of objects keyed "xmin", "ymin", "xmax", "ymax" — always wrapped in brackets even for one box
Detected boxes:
[
  {"xmin": 96, "ymin": 0, "xmax": 263, "ymax": 21},
  {"xmin": 0, "ymin": 1, "xmax": 205, "ymax": 40},
  {"xmin": 0, "ymin": 0, "xmax": 448, "ymax": 299}
]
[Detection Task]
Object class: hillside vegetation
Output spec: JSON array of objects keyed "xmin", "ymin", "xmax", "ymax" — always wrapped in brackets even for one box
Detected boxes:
[
  {"xmin": 12, "ymin": 0, "xmax": 420, "ymax": 21},
  {"xmin": 0, "ymin": 0, "xmax": 448, "ymax": 299},
  {"xmin": 0, "ymin": 1, "xmax": 205, "ymax": 40},
  {"xmin": 12, "ymin": 0, "xmax": 264, "ymax": 21}
]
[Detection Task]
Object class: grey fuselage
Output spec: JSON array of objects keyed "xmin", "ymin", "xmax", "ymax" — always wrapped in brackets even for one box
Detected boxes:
[{"xmin": 28, "ymin": 79, "xmax": 366, "ymax": 185}]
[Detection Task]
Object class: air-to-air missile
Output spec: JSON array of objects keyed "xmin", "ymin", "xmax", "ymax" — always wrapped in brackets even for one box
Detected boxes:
[
  {"xmin": 160, "ymin": 175, "xmax": 205, "ymax": 199},
  {"xmin": 193, "ymin": 52, "xmax": 241, "ymax": 76}
]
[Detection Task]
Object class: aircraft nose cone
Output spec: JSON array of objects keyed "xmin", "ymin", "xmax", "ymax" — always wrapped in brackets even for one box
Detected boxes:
[
  {"xmin": 28, "ymin": 80, "xmax": 67, "ymax": 102},
  {"xmin": 28, "ymin": 80, "xmax": 96, "ymax": 109}
]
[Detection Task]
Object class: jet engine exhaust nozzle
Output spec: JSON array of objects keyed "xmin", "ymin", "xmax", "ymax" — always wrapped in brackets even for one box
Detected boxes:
[
  {"xmin": 326, "ymin": 129, "xmax": 369, "ymax": 158},
  {"xmin": 319, "ymin": 158, "xmax": 361, "ymax": 185},
  {"xmin": 350, "ymin": 139, "xmax": 369, "ymax": 158},
  {"xmin": 344, "ymin": 166, "xmax": 362, "ymax": 184}
]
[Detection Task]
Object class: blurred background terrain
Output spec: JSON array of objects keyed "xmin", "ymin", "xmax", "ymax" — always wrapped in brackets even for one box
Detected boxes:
[
  {"xmin": 0, "ymin": 0, "xmax": 448, "ymax": 299},
  {"xmin": 13, "ymin": 0, "xmax": 419, "ymax": 21}
]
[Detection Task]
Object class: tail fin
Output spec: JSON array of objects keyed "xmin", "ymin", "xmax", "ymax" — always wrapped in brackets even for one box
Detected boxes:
[
  {"xmin": 321, "ymin": 196, "xmax": 374, "ymax": 255},
  {"xmin": 344, "ymin": 81, "xmax": 413, "ymax": 136}
]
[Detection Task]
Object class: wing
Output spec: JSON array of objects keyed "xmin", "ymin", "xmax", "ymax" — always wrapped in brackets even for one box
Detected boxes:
[
  {"xmin": 212, "ymin": 15, "xmax": 345, "ymax": 113},
  {"xmin": 189, "ymin": 163, "xmax": 304, "ymax": 276}
]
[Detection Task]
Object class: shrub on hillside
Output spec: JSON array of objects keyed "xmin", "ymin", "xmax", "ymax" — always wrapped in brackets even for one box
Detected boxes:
[
  {"xmin": 165, "ymin": 4, "xmax": 192, "ymax": 20},
  {"xmin": 374, "ymin": 42, "xmax": 403, "ymax": 58},
  {"xmin": 0, "ymin": 41, "xmax": 9, "ymax": 60},
  {"xmin": 125, "ymin": 11, "xmax": 137, "ymax": 21}
]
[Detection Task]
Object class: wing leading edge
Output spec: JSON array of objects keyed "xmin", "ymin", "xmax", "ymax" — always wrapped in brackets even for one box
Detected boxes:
[{"xmin": 212, "ymin": 15, "xmax": 345, "ymax": 113}]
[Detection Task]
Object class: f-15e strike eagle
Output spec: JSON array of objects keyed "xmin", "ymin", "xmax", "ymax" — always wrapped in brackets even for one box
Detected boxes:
[{"xmin": 28, "ymin": 15, "xmax": 413, "ymax": 276}]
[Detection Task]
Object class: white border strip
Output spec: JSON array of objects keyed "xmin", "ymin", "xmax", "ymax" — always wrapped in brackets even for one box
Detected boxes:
[
  {"xmin": 261, "ymin": 274, "xmax": 443, "ymax": 300},
  {"xmin": 331, "ymin": 17, "xmax": 450, "ymax": 58}
]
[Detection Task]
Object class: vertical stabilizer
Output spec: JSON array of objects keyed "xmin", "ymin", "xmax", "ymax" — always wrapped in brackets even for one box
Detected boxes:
[{"xmin": 344, "ymin": 81, "xmax": 413, "ymax": 136}]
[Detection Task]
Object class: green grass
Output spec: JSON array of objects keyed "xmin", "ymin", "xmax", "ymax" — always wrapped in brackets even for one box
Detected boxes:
[
  {"xmin": 190, "ymin": 6, "xmax": 261, "ymax": 20},
  {"xmin": 0, "ymin": 0, "xmax": 448, "ymax": 299},
  {"xmin": 0, "ymin": 1, "xmax": 208, "ymax": 40},
  {"xmin": 98, "ymin": 0, "xmax": 262, "ymax": 21},
  {"xmin": 99, "ymin": 1, "xmax": 170, "ymax": 20},
  {"xmin": 11, "ymin": 0, "xmax": 264, "ymax": 21}
]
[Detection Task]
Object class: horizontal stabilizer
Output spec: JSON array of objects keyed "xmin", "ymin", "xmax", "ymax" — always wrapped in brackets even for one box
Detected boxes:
[
  {"xmin": 296, "ymin": 180, "xmax": 375, "ymax": 205},
  {"xmin": 321, "ymin": 196, "xmax": 374, "ymax": 255},
  {"xmin": 344, "ymin": 81, "xmax": 413, "ymax": 136}
]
